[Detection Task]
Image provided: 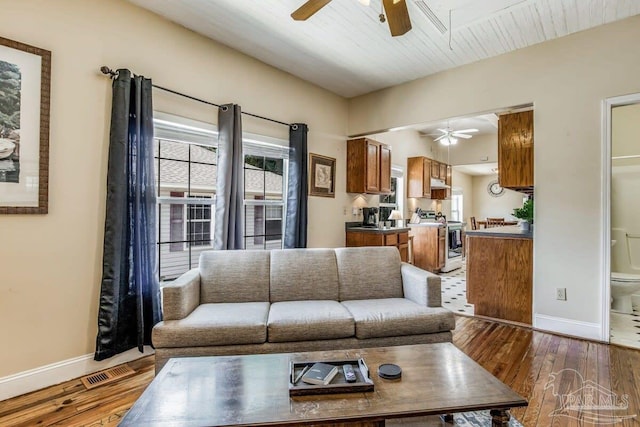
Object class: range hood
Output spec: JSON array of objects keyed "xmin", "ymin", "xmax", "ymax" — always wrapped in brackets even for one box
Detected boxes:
[{"xmin": 430, "ymin": 178, "xmax": 450, "ymax": 189}]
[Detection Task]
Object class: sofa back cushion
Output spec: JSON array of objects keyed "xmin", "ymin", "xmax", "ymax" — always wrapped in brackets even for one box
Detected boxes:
[
  {"xmin": 199, "ymin": 250, "xmax": 270, "ymax": 303},
  {"xmin": 270, "ymin": 249, "xmax": 339, "ymax": 302},
  {"xmin": 335, "ymin": 247, "xmax": 403, "ymax": 301}
]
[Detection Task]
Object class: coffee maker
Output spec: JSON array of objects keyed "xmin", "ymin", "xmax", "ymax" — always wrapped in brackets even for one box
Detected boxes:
[{"xmin": 362, "ymin": 207, "xmax": 379, "ymax": 227}]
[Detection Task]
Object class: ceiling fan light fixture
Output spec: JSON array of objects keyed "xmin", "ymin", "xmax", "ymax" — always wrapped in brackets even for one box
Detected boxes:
[{"xmin": 440, "ymin": 136, "xmax": 458, "ymax": 146}]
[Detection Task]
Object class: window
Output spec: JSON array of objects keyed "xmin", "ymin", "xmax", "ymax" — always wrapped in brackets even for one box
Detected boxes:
[
  {"xmin": 153, "ymin": 113, "xmax": 288, "ymax": 281},
  {"xmin": 451, "ymin": 193, "xmax": 463, "ymax": 222},
  {"xmin": 379, "ymin": 167, "xmax": 404, "ymax": 224},
  {"xmin": 244, "ymin": 150, "xmax": 287, "ymax": 249}
]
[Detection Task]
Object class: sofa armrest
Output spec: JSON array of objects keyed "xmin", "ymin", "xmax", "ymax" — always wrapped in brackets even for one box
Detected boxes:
[
  {"xmin": 401, "ymin": 262, "xmax": 442, "ymax": 307},
  {"xmin": 161, "ymin": 268, "xmax": 201, "ymax": 320}
]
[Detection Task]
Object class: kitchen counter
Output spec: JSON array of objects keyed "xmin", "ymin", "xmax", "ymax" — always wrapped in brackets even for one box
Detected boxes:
[
  {"xmin": 346, "ymin": 226, "xmax": 411, "ymax": 233},
  {"xmin": 465, "ymin": 225, "xmax": 532, "ymax": 239},
  {"xmin": 408, "ymin": 222, "xmax": 444, "ymax": 228},
  {"xmin": 345, "ymin": 223, "xmax": 410, "ymax": 262}
]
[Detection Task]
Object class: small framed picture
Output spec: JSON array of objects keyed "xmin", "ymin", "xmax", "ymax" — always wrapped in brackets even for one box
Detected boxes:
[
  {"xmin": 0, "ymin": 36, "xmax": 51, "ymax": 214},
  {"xmin": 309, "ymin": 153, "xmax": 335, "ymax": 198}
]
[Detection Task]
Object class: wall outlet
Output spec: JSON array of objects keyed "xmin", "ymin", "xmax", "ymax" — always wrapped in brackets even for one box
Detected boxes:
[{"xmin": 556, "ymin": 288, "xmax": 567, "ymax": 301}]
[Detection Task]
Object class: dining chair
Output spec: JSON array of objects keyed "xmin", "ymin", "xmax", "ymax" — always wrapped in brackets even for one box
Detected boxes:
[
  {"xmin": 486, "ymin": 217, "xmax": 506, "ymax": 228},
  {"xmin": 470, "ymin": 216, "xmax": 478, "ymax": 230}
]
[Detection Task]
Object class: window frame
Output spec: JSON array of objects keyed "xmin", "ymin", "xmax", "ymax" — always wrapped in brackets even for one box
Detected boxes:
[{"xmin": 153, "ymin": 112, "xmax": 289, "ymax": 281}]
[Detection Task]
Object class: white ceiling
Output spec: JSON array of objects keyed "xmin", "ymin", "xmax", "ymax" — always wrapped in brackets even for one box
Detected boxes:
[
  {"xmin": 454, "ymin": 162, "xmax": 499, "ymax": 176},
  {"xmin": 128, "ymin": 0, "xmax": 640, "ymax": 97},
  {"xmin": 417, "ymin": 113, "xmax": 498, "ymax": 137}
]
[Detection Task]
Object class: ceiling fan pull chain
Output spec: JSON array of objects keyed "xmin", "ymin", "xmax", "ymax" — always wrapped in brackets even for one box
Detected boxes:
[{"xmin": 449, "ymin": 9, "xmax": 453, "ymax": 51}]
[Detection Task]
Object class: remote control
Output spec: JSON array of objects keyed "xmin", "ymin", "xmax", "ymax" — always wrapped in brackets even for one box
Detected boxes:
[{"xmin": 343, "ymin": 364, "xmax": 357, "ymax": 383}]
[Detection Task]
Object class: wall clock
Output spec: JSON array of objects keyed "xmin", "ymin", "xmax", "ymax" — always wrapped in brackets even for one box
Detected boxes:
[{"xmin": 487, "ymin": 180, "xmax": 505, "ymax": 197}]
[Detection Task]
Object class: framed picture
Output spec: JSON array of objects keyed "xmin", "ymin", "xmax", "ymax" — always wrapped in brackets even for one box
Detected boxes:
[
  {"xmin": 0, "ymin": 37, "xmax": 51, "ymax": 214},
  {"xmin": 309, "ymin": 153, "xmax": 335, "ymax": 198}
]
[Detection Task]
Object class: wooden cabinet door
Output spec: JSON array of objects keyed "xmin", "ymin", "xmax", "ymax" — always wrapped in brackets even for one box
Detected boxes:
[
  {"xmin": 431, "ymin": 160, "xmax": 440, "ymax": 178},
  {"xmin": 365, "ymin": 141, "xmax": 380, "ymax": 193},
  {"xmin": 379, "ymin": 144, "xmax": 392, "ymax": 193},
  {"xmin": 422, "ymin": 158, "xmax": 431, "ymax": 196},
  {"xmin": 398, "ymin": 244, "xmax": 409, "ymax": 262},
  {"xmin": 498, "ymin": 110, "xmax": 534, "ymax": 189},
  {"xmin": 439, "ymin": 163, "xmax": 447, "ymax": 180}
]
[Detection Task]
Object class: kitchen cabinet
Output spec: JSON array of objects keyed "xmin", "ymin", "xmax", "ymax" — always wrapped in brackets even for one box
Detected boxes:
[
  {"xmin": 498, "ymin": 110, "xmax": 534, "ymax": 191},
  {"xmin": 407, "ymin": 157, "xmax": 431, "ymax": 198},
  {"xmin": 408, "ymin": 156, "xmax": 451, "ymax": 200},
  {"xmin": 346, "ymin": 229, "xmax": 409, "ymax": 262},
  {"xmin": 347, "ymin": 138, "xmax": 392, "ymax": 194},
  {"xmin": 409, "ymin": 225, "xmax": 445, "ymax": 273}
]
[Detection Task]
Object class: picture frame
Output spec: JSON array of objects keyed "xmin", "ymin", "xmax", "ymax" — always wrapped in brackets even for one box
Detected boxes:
[
  {"xmin": 0, "ymin": 36, "xmax": 51, "ymax": 214},
  {"xmin": 309, "ymin": 153, "xmax": 335, "ymax": 198}
]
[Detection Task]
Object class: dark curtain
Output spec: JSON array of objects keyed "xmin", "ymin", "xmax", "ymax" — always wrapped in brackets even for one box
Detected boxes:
[
  {"xmin": 95, "ymin": 69, "xmax": 161, "ymax": 361},
  {"xmin": 214, "ymin": 104, "xmax": 245, "ymax": 250},
  {"xmin": 284, "ymin": 124, "xmax": 308, "ymax": 248}
]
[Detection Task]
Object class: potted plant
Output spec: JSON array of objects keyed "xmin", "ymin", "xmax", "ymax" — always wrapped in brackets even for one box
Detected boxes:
[{"xmin": 513, "ymin": 198, "xmax": 534, "ymax": 231}]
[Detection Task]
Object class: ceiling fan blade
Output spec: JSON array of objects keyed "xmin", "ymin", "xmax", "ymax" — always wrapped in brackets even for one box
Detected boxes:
[
  {"xmin": 452, "ymin": 133, "xmax": 473, "ymax": 139},
  {"xmin": 453, "ymin": 128, "xmax": 479, "ymax": 133},
  {"xmin": 291, "ymin": 0, "xmax": 332, "ymax": 20},
  {"xmin": 436, "ymin": 128, "xmax": 449, "ymax": 133},
  {"xmin": 433, "ymin": 134, "xmax": 447, "ymax": 141},
  {"xmin": 383, "ymin": 0, "xmax": 412, "ymax": 37}
]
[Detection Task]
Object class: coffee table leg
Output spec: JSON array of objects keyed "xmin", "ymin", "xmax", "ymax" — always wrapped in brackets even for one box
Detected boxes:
[
  {"xmin": 439, "ymin": 413, "xmax": 454, "ymax": 423},
  {"xmin": 490, "ymin": 409, "xmax": 510, "ymax": 426}
]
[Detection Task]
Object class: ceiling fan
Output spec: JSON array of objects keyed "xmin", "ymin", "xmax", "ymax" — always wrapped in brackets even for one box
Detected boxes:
[
  {"xmin": 431, "ymin": 127, "xmax": 479, "ymax": 146},
  {"xmin": 291, "ymin": 0, "xmax": 412, "ymax": 37}
]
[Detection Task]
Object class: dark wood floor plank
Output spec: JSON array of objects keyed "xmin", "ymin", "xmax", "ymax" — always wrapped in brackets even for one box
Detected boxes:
[{"xmin": 1, "ymin": 316, "xmax": 640, "ymax": 426}]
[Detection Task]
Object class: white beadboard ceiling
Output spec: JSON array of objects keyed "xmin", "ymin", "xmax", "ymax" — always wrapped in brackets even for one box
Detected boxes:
[{"xmin": 128, "ymin": 0, "xmax": 640, "ymax": 97}]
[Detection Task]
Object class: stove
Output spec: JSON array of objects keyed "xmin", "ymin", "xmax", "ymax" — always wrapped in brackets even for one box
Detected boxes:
[{"xmin": 441, "ymin": 222, "xmax": 465, "ymax": 273}]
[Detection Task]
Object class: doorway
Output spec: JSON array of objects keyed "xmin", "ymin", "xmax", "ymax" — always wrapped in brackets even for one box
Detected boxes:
[{"xmin": 603, "ymin": 93, "xmax": 640, "ymax": 348}]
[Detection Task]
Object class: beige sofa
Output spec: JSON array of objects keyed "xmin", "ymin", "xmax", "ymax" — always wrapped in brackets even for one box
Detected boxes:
[{"xmin": 152, "ymin": 246, "xmax": 455, "ymax": 372}]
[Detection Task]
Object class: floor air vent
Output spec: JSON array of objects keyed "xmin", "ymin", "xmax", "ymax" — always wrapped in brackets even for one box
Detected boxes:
[{"xmin": 81, "ymin": 364, "xmax": 135, "ymax": 390}]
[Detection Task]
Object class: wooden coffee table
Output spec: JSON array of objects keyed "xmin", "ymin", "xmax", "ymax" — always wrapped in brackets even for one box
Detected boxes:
[{"xmin": 120, "ymin": 343, "xmax": 526, "ymax": 426}]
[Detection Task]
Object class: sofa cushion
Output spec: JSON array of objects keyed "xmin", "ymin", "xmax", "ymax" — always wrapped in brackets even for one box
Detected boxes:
[
  {"xmin": 199, "ymin": 250, "xmax": 270, "ymax": 303},
  {"xmin": 269, "ymin": 249, "xmax": 339, "ymax": 302},
  {"xmin": 335, "ymin": 247, "xmax": 403, "ymax": 301},
  {"xmin": 152, "ymin": 302, "xmax": 270, "ymax": 348},
  {"xmin": 341, "ymin": 298, "xmax": 455, "ymax": 339},
  {"xmin": 267, "ymin": 300, "xmax": 354, "ymax": 342}
]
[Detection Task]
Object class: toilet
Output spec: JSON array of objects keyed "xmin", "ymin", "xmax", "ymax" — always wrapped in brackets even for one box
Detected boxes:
[
  {"xmin": 610, "ymin": 272, "xmax": 640, "ymax": 314},
  {"xmin": 611, "ymin": 228, "xmax": 640, "ymax": 314}
]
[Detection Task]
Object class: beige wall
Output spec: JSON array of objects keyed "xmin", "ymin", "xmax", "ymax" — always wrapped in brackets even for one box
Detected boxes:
[
  {"xmin": 349, "ymin": 15, "xmax": 640, "ymax": 336},
  {"xmin": 438, "ymin": 133, "xmax": 498, "ymax": 166},
  {"xmin": 366, "ymin": 130, "xmax": 447, "ymax": 219},
  {"xmin": 472, "ymin": 175, "xmax": 525, "ymax": 222},
  {"xmin": 0, "ymin": 0, "xmax": 348, "ymax": 378},
  {"xmin": 451, "ymin": 170, "xmax": 473, "ymax": 223}
]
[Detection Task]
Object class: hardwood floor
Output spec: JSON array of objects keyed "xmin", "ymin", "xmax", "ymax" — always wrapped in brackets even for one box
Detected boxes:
[{"xmin": 1, "ymin": 316, "xmax": 639, "ymax": 426}]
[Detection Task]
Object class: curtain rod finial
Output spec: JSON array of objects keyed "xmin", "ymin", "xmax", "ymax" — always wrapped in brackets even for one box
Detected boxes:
[{"xmin": 100, "ymin": 66, "xmax": 116, "ymax": 77}]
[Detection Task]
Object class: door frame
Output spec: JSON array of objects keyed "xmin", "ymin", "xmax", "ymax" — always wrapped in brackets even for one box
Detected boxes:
[{"xmin": 601, "ymin": 92, "xmax": 640, "ymax": 342}]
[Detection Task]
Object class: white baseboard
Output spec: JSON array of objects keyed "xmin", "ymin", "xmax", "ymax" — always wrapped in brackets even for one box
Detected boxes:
[
  {"xmin": 0, "ymin": 346, "xmax": 154, "ymax": 402},
  {"xmin": 534, "ymin": 314, "xmax": 604, "ymax": 341}
]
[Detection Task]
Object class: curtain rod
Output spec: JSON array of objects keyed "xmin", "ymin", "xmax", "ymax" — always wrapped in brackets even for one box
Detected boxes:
[{"xmin": 100, "ymin": 66, "xmax": 294, "ymax": 129}]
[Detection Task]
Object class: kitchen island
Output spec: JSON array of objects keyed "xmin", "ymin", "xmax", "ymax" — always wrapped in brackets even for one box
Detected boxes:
[{"xmin": 466, "ymin": 225, "xmax": 533, "ymax": 325}]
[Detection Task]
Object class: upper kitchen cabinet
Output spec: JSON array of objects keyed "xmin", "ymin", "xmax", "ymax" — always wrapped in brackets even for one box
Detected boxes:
[
  {"xmin": 498, "ymin": 110, "xmax": 534, "ymax": 191},
  {"xmin": 407, "ymin": 156, "xmax": 431, "ymax": 198},
  {"xmin": 347, "ymin": 138, "xmax": 392, "ymax": 194}
]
